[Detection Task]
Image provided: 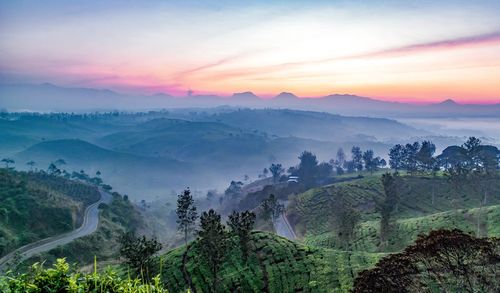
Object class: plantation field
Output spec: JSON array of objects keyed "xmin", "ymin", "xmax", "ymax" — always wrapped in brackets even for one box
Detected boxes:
[
  {"xmin": 161, "ymin": 231, "xmax": 381, "ymax": 293},
  {"xmin": 288, "ymin": 174, "xmax": 500, "ymax": 246}
]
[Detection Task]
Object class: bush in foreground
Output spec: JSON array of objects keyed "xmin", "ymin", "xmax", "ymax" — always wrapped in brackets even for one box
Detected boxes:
[{"xmin": 0, "ymin": 258, "xmax": 170, "ymax": 292}]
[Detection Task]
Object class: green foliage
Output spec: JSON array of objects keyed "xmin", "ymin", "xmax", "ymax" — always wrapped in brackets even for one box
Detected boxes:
[
  {"xmin": 119, "ymin": 232, "xmax": 162, "ymax": 278},
  {"xmin": 228, "ymin": 210, "xmax": 256, "ymax": 261},
  {"xmin": 162, "ymin": 231, "xmax": 367, "ymax": 292},
  {"xmin": 354, "ymin": 229, "xmax": 500, "ymax": 292},
  {"xmin": 198, "ymin": 209, "xmax": 228, "ymax": 290},
  {"xmin": 0, "ymin": 169, "xmax": 99, "ymax": 256},
  {"xmin": 0, "ymin": 258, "xmax": 169, "ymax": 292},
  {"xmin": 176, "ymin": 188, "xmax": 198, "ymax": 246}
]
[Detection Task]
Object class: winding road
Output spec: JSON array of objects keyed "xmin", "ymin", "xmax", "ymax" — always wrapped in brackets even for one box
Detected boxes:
[
  {"xmin": 273, "ymin": 200, "xmax": 297, "ymax": 240},
  {"xmin": 0, "ymin": 189, "xmax": 112, "ymax": 270}
]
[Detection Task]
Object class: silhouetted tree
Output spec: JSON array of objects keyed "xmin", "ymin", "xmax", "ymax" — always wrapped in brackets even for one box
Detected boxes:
[
  {"xmin": 416, "ymin": 140, "xmax": 436, "ymax": 172},
  {"xmin": 297, "ymin": 150, "xmax": 319, "ymax": 187},
  {"xmin": 228, "ymin": 210, "xmax": 256, "ymax": 261},
  {"xmin": 1, "ymin": 158, "xmax": 14, "ymax": 169},
  {"xmin": 353, "ymin": 229, "xmax": 499, "ymax": 293},
  {"xmin": 224, "ymin": 180, "xmax": 243, "ymax": 198},
  {"xmin": 389, "ymin": 144, "xmax": 404, "ymax": 172},
  {"xmin": 176, "ymin": 188, "xmax": 198, "ymax": 246},
  {"xmin": 403, "ymin": 142, "xmax": 420, "ymax": 174},
  {"xmin": 198, "ymin": 209, "xmax": 228, "ymax": 291},
  {"xmin": 26, "ymin": 160, "xmax": 36, "ymax": 171},
  {"xmin": 351, "ymin": 146, "xmax": 363, "ymax": 171},
  {"xmin": 269, "ymin": 163, "xmax": 284, "ymax": 183},
  {"xmin": 330, "ymin": 191, "xmax": 360, "ymax": 249},
  {"xmin": 336, "ymin": 147, "xmax": 346, "ymax": 167}
]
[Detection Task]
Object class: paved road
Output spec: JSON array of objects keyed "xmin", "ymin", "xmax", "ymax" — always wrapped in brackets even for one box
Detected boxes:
[
  {"xmin": 273, "ymin": 200, "xmax": 297, "ymax": 240},
  {"xmin": 0, "ymin": 189, "xmax": 112, "ymax": 270}
]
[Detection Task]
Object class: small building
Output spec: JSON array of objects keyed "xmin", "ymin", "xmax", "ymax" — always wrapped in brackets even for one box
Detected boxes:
[{"xmin": 287, "ymin": 176, "xmax": 299, "ymax": 183}]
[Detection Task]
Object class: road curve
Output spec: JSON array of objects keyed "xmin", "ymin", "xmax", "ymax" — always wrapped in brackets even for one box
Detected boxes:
[
  {"xmin": 273, "ymin": 200, "xmax": 297, "ymax": 240},
  {"xmin": 0, "ymin": 189, "xmax": 112, "ymax": 270}
]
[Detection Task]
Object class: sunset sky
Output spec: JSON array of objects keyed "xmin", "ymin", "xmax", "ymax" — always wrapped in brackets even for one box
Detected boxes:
[{"xmin": 1, "ymin": 0, "xmax": 500, "ymax": 103}]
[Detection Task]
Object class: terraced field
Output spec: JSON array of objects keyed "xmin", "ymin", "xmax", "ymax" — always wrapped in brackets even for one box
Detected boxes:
[
  {"xmin": 161, "ymin": 231, "xmax": 382, "ymax": 293},
  {"xmin": 288, "ymin": 174, "xmax": 500, "ymax": 252}
]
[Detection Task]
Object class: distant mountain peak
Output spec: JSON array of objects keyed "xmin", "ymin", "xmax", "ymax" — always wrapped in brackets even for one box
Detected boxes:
[
  {"xmin": 438, "ymin": 98, "xmax": 458, "ymax": 105},
  {"xmin": 231, "ymin": 91, "xmax": 260, "ymax": 99},
  {"xmin": 275, "ymin": 92, "xmax": 298, "ymax": 100}
]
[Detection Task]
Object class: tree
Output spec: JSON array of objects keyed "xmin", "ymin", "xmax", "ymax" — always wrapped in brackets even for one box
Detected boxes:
[
  {"xmin": 260, "ymin": 194, "xmax": 284, "ymax": 225},
  {"xmin": 336, "ymin": 147, "xmax": 346, "ymax": 167},
  {"xmin": 262, "ymin": 168, "xmax": 269, "ymax": 178},
  {"xmin": 176, "ymin": 188, "xmax": 198, "ymax": 246},
  {"xmin": 330, "ymin": 192, "xmax": 360, "ymax": 249},
  {"xmin": 344, "ymin": 160, "xmax": 356, "ymax": 173},
  {"xmin": 96, "ymin": 170, "xmax": 101, "ymax": 177},
  {"xmin": 389, "ymin": 144, "xmax": 404, "ymax": 172},
  {"xmin": 269, "ymin": 163, "xmax": 284, "ymax": 183},
  {"xmin": 297, "ymin": 150, "xmax": 319, "ymax": 187},
  {"xmin": 351, "ymin": 146, "xmax": 363, "ymax": 171},
  {"xmin": 198, "ymin": 209, "xmax": 228, "ymax": 291},
  {"xmin": 376, "ymin": 173, "xmax": 400, "ymax": 248},
  {"xmin": 26, "ymin": 160, "xmax": 36, "ymax": 171},
  {"xmin": 228, "ymin": 210, "xmax": 256, "ymax": 261},
  {"xmin": 402, "ymin": 142, "xmax": 420, "ymax": 174},
  {"xmin": 416, "ymin": 140, "xmax": 436, "ymax": 172},
  {"xmin": 353, "ymin": 229, "xmax": 499, "ymax": 293},
  {"xmin": 119, "ymin": 232, "xmax": 162, "ymax": 278},
  {"xmin": 1, "ymin": 158, "xmax": 14, "ymax": 169},
  {"xmin": 362, "ymin": 150, "xmax": 376, "ymax": 174},
  {"xmin": 224, "ymin": 180, "xmax": 243, "ymax": 198},
  {"xmin": 47, "ymin": 163, "xmax": 61, "ymax": 176}
]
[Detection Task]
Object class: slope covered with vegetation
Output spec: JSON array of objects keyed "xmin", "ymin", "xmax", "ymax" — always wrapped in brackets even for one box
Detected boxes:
[
  {"xmin": 288, "ymin": 174, "xmax": 500, "ymax": 253},
  {"xmin": 0, "ymin": 169, "xmax": 100, "ymax": 256},
  {"xmin": 161, "ymin": 231, "xmax": 381, "ymax": 293}
]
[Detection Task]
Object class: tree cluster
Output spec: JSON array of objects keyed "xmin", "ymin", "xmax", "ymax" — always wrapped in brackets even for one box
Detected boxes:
[{"xmin": 353, "ymin": 229, "xmax": 499, "ymax": 293}]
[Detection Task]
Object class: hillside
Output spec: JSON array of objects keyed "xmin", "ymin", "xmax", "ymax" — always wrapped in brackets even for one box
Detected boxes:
[
  {"xmin": 25, "ymin": 191, "xmax": 143, "ymax": 268},
  {"xmin": 0, "ymin": 169, "xmax": 100, "ymax": 257},
  {"xmin": 287, "ymin": 174, "xmax": 500, "ymax": 252},
  {"xmin": 161, "ymin": 231, "xmax": 382, "ymax": 293}
]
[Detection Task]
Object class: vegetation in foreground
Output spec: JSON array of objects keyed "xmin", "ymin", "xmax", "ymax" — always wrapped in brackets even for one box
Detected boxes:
[{"xmin": 0, "ymin": 258, "xmax": 169, "ymax": 292}]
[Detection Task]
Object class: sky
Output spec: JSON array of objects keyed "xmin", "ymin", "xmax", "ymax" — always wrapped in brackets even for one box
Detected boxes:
[{"xmin": 1, "ymin": 0, "xmax": 500, "ymax": 103}]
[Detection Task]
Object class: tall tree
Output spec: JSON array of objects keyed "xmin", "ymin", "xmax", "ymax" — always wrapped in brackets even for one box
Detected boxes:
[
  {"xmin": 388, "ymin": 144, "xmax": 404, "ymax": 172},
  {"xmin": 176, "ymin": 188, "xmax": 198, "ymax": 246},
  {"xmin": 297, "ymin": 150, "xmax": 319, "ymax": 187},
  {"xmin": 228, "ymin": 210, "xmax": 256, "ymax": 261},
  {"xmin": 198, "ymin": 209, "xmax": 228, "ymax": 291},
  {"xmin": 351, "ymin": 146, "xmax": 363, "ymax": 171},
  {"xmin": 416, "ymin": 140, "xmax": 436, "ymax": 172},
  {"xmin": 403, "ymin": 142, "xmax": 420, "ymax": 174},
  {"xmin": 269, "ymin": 163, "xmax": 284, "ymax": 183},
  {"xmin": 376, "ymin": 173, "xmax": 400, "ymax": 248},
  {"xmin": 336, "ymin": 148, "xmax": 346, "ymax": 167},
  {"xmin": 362, "ymin": 150, "xmax": 376, "ymax": 174}
]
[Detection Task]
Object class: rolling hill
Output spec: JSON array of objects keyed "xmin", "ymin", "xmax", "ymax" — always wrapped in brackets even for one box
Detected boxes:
[{"xmin": 161, "ymin": 231, "xmax": 382, "ymax": 293}]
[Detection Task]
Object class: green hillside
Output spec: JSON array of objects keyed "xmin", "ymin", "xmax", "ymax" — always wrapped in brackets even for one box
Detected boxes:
[
  {"xmin": 288, "ymin": 174, "xmax": 500, "ymax": 252},
  {"xmin": 161, "ymin": 231, "xmax": 381, "ymax": 293},
  {"xmin": 0, "ymin": 169, "xmax": 99, "ymax": 256},
  {"xmin": 27, "ymin": 191, "xmax": 143, "ymax": 267}
]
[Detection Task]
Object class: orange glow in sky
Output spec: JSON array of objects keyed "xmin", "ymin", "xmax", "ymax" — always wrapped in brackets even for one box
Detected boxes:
[{"xmin": 1, "ymin": 1, "xmax": 500, "ymax": 104}]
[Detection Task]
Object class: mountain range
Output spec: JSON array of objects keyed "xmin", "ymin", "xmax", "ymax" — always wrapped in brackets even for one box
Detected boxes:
[{"xmin": 1, "ymin": 83, "xmax": 499, "ymax": 117}]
